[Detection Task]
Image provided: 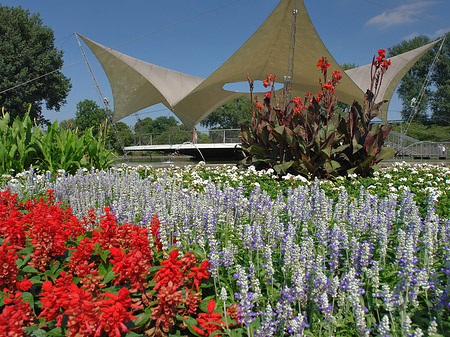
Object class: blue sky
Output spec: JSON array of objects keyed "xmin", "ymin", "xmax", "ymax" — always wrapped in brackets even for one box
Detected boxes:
[{"xmin": 2, "ymin": 0, "xmax": 449, "ymax": 128}]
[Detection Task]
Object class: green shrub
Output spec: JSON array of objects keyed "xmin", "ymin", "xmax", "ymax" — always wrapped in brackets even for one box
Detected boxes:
[{"xmin": 0, "ymin": 108, "xmax": 117, "ymax": 175}]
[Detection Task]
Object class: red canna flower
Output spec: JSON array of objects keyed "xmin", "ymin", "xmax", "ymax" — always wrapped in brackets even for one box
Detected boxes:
[
  {"xmin": 332, "ymin": 70, "xmax": 342, "ymax": 82},
  {"xmin": 262, "ymin": 74, "xmax": 275, "ymax": 88},
  {"xmin": 316, "ymin": 56, "xmax": 330, "ymax": 72},
  {"xmin": 381, "ymin": 58, "xmax": 391, "ymax": 70},
  {"xmin": 256, "ymin": 103, "xmax": 262, "ymax": 112}
]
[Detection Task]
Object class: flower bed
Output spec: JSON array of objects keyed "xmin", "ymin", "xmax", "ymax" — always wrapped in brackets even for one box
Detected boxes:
[{"xmin": 1, "ymin": 162, "xmax": 450, "ymax": 336}]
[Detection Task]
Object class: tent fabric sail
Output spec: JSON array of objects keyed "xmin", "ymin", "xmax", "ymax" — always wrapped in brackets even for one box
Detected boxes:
[
  {"xmin": 345, "ymin": 39, "xmax": 441, "ymax": 121},
  {"xmin": 78, "ymin": 0, "xmax": 440, "ymax": 129},
  {"xmin": 172, "ymin": 0, "xmax": 367, "ymax": 128},
  {"xmin": 78, "ymin": 34, "xmax": 204, "ymax": 123}
]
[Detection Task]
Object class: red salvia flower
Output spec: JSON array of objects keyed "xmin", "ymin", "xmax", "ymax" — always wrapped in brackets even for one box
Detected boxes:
[
  {"xmin": 151, "ymin": 281, "xmax": 182, "ymax": 330},
  {"xmin": 150, "ymin": 214, "xmax": 163, "ymax": 252},
  {"xmin": 181, "ymin": 288, "xmax": 202, "ymax": 315},
  {"xmin": 38, "ymin": 271, "xmax": 74, "ymax": 324},
  {"xmin": 0, "ymin": 290, "xmax": 34, "ymax": 336},
  {"xmin": 192, "ymin": 298, "xmax": 224, "ymax": 336},
  {"xmin": 109, "ymin": 246, "xmax": 152, "ymax": 291},
  {"xmin": 94, "ymin": 287, "xmax": 140, "ymax": 337},
  {"xmin": 16, "ymin": 279, "xmax": 33, "ymax": 292},
  {"xmin": 153, "ymin": 249, "xmax": 184, "ymax": 290},
  {"xmin": 187, "ymin": 260, "xmax": 210, "ymax": 291},
  {"xmin": 66, "ymin": 237, "xmax": 97, "ymax": 277},
  {"xmin": 92, "ymin": 207, "xmax": 121, "ymax": 250},
  {"xmin": 0, "ymin": 244, "xmax": 19, "ymax": 291},
  {"xmin": 62, "ymin": 283, "xmax": 98, "ymax": 337}
]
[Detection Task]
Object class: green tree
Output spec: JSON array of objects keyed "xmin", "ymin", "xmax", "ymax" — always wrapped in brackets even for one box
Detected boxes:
[
  {"xmin": 134, "ymin": 116, "xmax": 179, "ymax": 135},
  {"xmin": 0, "ymin": 5, "xmax": 71, "ymax": 125},
  {"xmin": 107, "ymin": 122, "xmax": 134, "ymax": 155},
  {"xmin": 430, "ymin": 32, "xmax": 450, "ymax": 125},
  {"xmin": 200, "ymin": 96, "xmax": 252, "ymax": 129},
  {"xmin": 388, "ymin": 35, "xmax": 450, "ymax": 124},
  {"xmin": 74, "ymin": 99, "xmax": 108, "ymax": 136},
  {"xmin": 59, "ymin": 118, "xmax": 75, "ymax": 131}
]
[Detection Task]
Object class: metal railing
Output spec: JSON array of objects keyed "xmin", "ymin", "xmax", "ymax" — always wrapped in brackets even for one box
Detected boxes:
[
  {"xmin": 132, "ymin": 128, "xmax": 449, "ymax": 159},
  {"xmin": 134, "ymin": 129, "xmax": 241, "ymax": 146},
  {"xmin": 386, "ymin": 131, "xmax": 449, "ymax": 159}
]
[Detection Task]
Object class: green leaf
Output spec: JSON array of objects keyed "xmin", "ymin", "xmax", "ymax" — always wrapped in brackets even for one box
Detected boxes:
[
  {"xmin": 20, "ymin": 291, "xmax": 34, "ymax": 307},
  {"xmin": 22, "ymin": 265, "xmax": 38, "ymax": 273},
  {"xmin": 103, "ymin": 269, "xmax": 117, "ymax": 284},
  {"xmin": 133, "ymin": 312, "xmax": 151, "ymax": 327},
  {"xmin": 99, "ymin": 248, "xmax": 111, "ymax": 263}
]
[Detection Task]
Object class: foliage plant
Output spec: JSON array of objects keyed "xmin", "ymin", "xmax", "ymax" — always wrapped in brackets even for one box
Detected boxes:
[
  {"xmin": 241, "ymin": 51, "xmax": 396, "ymax": 178},
  {"xmin": 0, "ymin": 189, "xmax": 228, "ymax": 337},
  {"xmin": 0, "ymin": 109, "xmax": 117, "ymax": 175}
]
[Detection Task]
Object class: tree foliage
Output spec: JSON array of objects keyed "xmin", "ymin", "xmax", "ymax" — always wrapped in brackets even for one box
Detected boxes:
[
  {"xmin": 388, "ymin": 33, "xmax": 450, "ymax": 124},
  {"xmin": 74, "ymin": 99, "xmax": 108, "ymax": 136},
  {"xmin": 107, "ymin": 122, "xmax": 134, "ymax": 155},
  {"xmin": 200, "ymin": 96, "xmax": 252, "ymax": 129},
  {"xmin": 134, "ymin": 116, "xmax": 179, "ymax": 135},
  {"xmin": 0, "ymin": 5, "xmax": 71, "ymax": 125}
]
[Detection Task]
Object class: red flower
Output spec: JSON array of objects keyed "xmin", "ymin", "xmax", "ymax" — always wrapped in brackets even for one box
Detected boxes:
[
  {"xmin": 256, "ymin": 103, "xmax": 262, "ymax": 112},
  {"xmin": 66, "ymin": 237, "xmax": 96, "ymax": 277},
  {"xmin": 381, "ymin": 58, "xmax": 391, "ymax": 70},
  {"xmin": 332, "ymin": 70, "xmax": 342, "ymax": 82},
  {"xmin": 94, "ymin": 287, "xmax": 140, "ymax": 337},
  {"xmin": 0, "ymin": 244, "xmax": 19, "ymax": 291},
  {"xmin": 38, "ymin": 271, "xmax": 74, "ymax": 324},
  {"xmin": 61, "ymin": 283, "xmax": 98, "ymax": 337},
  {"xmin": 187, "ymin": 260, "xmax": 210, "ymax": 291},
  {"xmin": 150, "ymin": 214, "xmax": 163, "ymax": 252},
  {"xmin": 153, "ymin": 249, "xmax": 184, "ymax": 290},
  {"xmin": 316, "ymin": 57, "xmax": 330, "ymax": 72},
  {"xmin": 192, "ymin": 299, "xmax": 224, "ymax": 336},
  {"xmin": 0, "ymin": 290, "xmax": 34, "ymax": 336},
  {"xmin": 16, "ymin": 279, "xmax": 33, "ymax": 291},
  {"xmin": 262, "ymin": 74, "xmax": 275, "ymax": 88},
  {"xmin": 264, "ymin": 91, "xmax": 271, "ymax": 99},
  {"xmin": 151, "ymin": 281, "xmax": 182, "ymax": 330},
  {"xmin": 109, "ymin": 246, "xmax": 152, "ymax": 291}
]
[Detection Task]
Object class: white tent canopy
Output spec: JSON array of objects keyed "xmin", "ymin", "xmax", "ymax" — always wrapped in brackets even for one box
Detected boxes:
[{"xmin": 78, "ymin": 0, "xmax": 439, "ymax": 128}]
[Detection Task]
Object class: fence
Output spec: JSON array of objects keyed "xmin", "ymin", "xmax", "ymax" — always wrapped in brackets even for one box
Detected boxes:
[
  {"xmin": 132, "ymin": 128, "xmax": 449, "ymax": 159},
  {"xmin": 386, "ymin": 131, "xmax": 449, "ymax": 159},
  {"xmin": 134, "ymin": 129, "xmax": 241, "ymax": 146}
]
